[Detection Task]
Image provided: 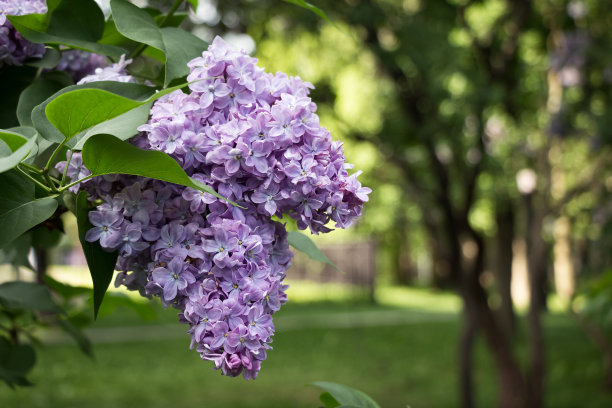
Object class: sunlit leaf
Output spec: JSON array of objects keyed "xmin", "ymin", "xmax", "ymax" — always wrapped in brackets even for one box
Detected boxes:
[
  {"xmin": 81, "ymin": 134, "xmax": 235, "ymax": 204},
  {"xmin": 0, "ymin": 130, "xmax": 37, "ymax": 173},
  {"xmin": 32, "ymin": 81, "xmax": 155, "ymax": 143},
  {"xmin": 44, "ymin": 82, "xmax": 188, "ymax": 141}
]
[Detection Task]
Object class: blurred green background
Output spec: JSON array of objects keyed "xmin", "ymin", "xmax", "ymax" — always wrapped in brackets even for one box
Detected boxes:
[{"xmin": 4, "ymin": 0, "xmax": 612, "ymax": 406}]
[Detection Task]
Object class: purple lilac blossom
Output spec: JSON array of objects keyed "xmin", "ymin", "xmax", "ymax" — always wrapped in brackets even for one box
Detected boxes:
[
  {"xmin": 56, "ymin": 49, "xmax": 108, "ymax": 82},
  {"xmin": 78, "ymin": 55, "xmax": 136, "ymax": 84},
  {"xmin": 0, "ymin": 0, "xmax": 46, "ymax": 67},
  {"xmin": 60, "ymin": 36, "xmax": 370, "ymax": 379}
]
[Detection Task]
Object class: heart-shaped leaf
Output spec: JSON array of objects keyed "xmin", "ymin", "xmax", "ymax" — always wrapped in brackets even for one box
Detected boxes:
[
  {"xmin": 32, "ymin": 81, "xmax": 155, "ymax": 143},
  {"xmin": 44, "ymin": 81, "xmax": 188, "ymax": 141},
  {"xmin": 81, "ymin": 134, "xmax": 233, "ymax": 204}
]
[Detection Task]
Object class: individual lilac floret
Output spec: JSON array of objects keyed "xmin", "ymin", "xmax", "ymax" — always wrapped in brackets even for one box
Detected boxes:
[
  {"xmin": 85, "ymin": 210, "xmax": 123, "ymax": 249},
  {"xmin": 64, "ymin": 36, "xmax": 370, "ymax": 380},
  {"xmin": 0, "ymin": 0, "xmax": 47, "ymax": 67},
  {"xmin": 149, "ymin": 257, "xmax": 196, "ymax": 302}
]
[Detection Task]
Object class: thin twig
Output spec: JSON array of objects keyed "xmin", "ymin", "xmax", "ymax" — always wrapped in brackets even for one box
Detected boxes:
[{"xmin": 16, "ymin": 165, "xmax": 53, "ymax": 193}]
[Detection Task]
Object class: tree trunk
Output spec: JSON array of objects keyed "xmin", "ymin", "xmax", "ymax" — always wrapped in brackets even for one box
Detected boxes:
[
  {"xmin": 474, "ymin": 280, "xmax": 528, "ymax": 408},
  {"xmin": 459, "ymin": 305, "xmax": 478, "ymax": 408},
  {"xmin": 34, "ymin": 247, "xmax": 48, "ymax": 284},
  {"xmin": 461, "ymin": 230, "xmax": 530, "ymax": 408},
  {"xmin": 553, "ymin": 215, "xmax": 575, "ymax": 301},
  {"xmin": 389, "ymin": 228, "xmax": 412, "ymax": 285},
  {"xmin": 525, "ymin": 197, "xmax": 546, "ymax": 408},
  {"xmin": 495, "ymin": 207, "xmax": 516, "ymax": 338}
]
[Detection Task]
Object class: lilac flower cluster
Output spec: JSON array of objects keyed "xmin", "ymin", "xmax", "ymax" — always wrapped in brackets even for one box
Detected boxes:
[
  {"xmin": 0, "ymin": 0, "xmax": 46, "ymax": 67},
  {"xmin": 56, "ymin": 49, "xmax": 108, "ymax": 82},
  {"xmin": 77, "ymin": 55, "xmax": 135, "ymax": 85},
  {"xmin": 65, "ymin": 36, "xmax": 370, "ymax": 379}
]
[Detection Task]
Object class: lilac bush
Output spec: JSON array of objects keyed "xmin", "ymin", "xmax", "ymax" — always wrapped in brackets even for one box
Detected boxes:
[{"xmin": 60, "ymin": 37, "xmax": 370, "ymax": 379}]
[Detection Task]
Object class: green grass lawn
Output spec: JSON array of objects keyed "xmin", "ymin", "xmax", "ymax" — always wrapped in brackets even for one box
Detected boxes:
[{"xmin": 2, "ymin": 284, "xmax": 612, "ymax": 407}]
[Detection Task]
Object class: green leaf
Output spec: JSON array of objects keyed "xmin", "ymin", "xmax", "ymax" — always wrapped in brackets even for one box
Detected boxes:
[
  {"xmin": 320, "ymin": 391, "xmax": 341, "ymax": 408},
  {"xmin": 17, "ymin": 72, "xmax": 73, "ymax": 127},
  {"xmin": 8, "ymin": 0, "xmax": 126, "ymax": 58},
  {"xmin": 312, "ymin": 382, "xmax": 380, "ymax": 408},
  {"xmin": 0, "ymin": 281, "xmax": 58, "ymax": 312},
  {"xmin": 110, "ymin": 0, "xmax": 207, "ymax": 86},
  {"xmin": 46, "ymin": 89, "xmax": 143, "ymax": 140},
  {"xmin": 81, "ymin": 134, "xmax": 234, "ymax": 204},
  {"xmin": 32, "ymin": 81, "xmax": 155, "ymax": 143},
  {"xmin": 158, "ymin": 26, "xmax": 208, "ymax": 85},
  {"xmin": 287, "ymin": 231, "xmax": 339, "ymax": 271},
  {"xmin": 76, "ymin": 103, "xmax": 154, "ymax": 150},
  {"xmin": 186, "ymin": 0, "xmax": 198, "ymax": 8},
  {"xmin": 0, "ymin": 130, "xmax": 37, "ymax": 173},
  {"xmin": 44, "ymin": 82, "xmax": 189, "ymax": 141},
  {"xmin": 0, "ymin": 337, "xmax": 36, "ymax": 387},
  {"xmin": 76, "ymin": 191, "xmax": 118, "ymax": 319},
  {"xmin": 0, "ymin": 233, "xmax": 32, "ymax": 269},
  {"xmin": 0, "ymin": 171, "xmax": 58, "ymax": 248},
  {"xmin": 282, "ymin": 0, "xmax": 331, "ymax": 23}
]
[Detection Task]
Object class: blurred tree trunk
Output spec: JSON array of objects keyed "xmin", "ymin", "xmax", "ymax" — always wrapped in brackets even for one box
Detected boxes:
[
  {"xmin": 524, "ymin": 194, "xmax": 546, "ymax": 408},
  {"xmin": 553, "ymin": 214, "xmax": 575, "ymax": 301},
  {"xmin": 495, "ymin": 207, "xmax": 516, "ymax": 338},
  {"xmin": 34, "ymin": 247, "xmax": 48, "ymax": 284},
  {"xmin": 389, "ymin": 214, "xmax": 413, "ymax": 285},
  {"xmin": 459, "ymin": 305, "xmax": 477, "ymax": 408}
]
